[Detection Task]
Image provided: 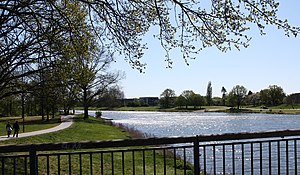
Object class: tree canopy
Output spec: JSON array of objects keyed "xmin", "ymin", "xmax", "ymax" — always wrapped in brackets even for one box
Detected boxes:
[
  {"xmin": 1, "ymin": 0, "xmax": 300, "ymax": 104},
  {"xmin": 1, "ymin": 1, "xmax": 300, "ymax": 73}
]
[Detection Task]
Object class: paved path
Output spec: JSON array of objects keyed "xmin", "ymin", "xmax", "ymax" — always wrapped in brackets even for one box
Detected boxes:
[{"xmin": 0, "ymin": 115, "xmax": 74, "ymax": 141}]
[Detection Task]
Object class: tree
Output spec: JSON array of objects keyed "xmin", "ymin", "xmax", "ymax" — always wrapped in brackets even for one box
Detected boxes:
[
  {"xmin": 206, "ymin": 81, "xmax": 212, "ymax": 106},
  {"xmin": 181, "ymin": 90, "xmax": 196, "ymax": 109},
  {"xmin": 191, "ymin": 94, "xmax": 206, "ymax": 109},
  {"xmin": 2, "ymin": 0, "xmax": 300, "ymax": 114},
  {"xmin": 246, "ymin": 92, "xmax": 260, "ymax": 107},
  {"xmin": 227, "ymin": 85, "xmax": 248, "ymax": 109},
  {"xmin": 160, "ymin": 89, "xmax": 176, "ymax": 108},
  {"xmin": 73, "ymin": 49, "xmax": 123, "ymax": 119},
  {"xmin": 260, "ymin": 85, "xmax": 285, "ymax": 106},
  {"xmin": 96, "ymin": 86, "xmax": 124, "ymax": 108},
  {"xmin": 1, "ymin": 1, "xmax": 299, "ymax": 82},
  {"xmin": 285, "ymin": 93, "xmax": 300, "ymax": 109},
  {"xmin": 268, "ymin": 85, "xmax": 286, "ymax": 106},
  {"xmin": 221, "ymin": 86, "xmax": 227, "ymax": 106},
  {"xmin": 175, "ymin": 95, "xmax": 186, "ymax": 109}
]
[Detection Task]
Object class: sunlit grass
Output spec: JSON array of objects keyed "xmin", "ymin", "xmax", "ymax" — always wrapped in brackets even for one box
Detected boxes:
[
  {"xmin": 0, "ymin": 115, "xmax": 196, "ymax": 175},
  {"xmin": 0, "ymin": 116, "xmax": 61, "ymax": 136}
]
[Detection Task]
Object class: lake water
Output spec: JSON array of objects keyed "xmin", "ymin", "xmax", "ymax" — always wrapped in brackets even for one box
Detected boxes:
[
  {"xmin": 91, "ymin": 111, "xmax": 300, "ymax": 137},
  {"xmin": 86, "ymin": 110, "xmax": 300, "ymax": 174}
]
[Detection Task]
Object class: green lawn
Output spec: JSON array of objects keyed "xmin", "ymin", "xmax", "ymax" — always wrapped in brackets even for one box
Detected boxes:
[
  {"xmin": 0, "ymin": 115, "xmax": 130, "ymax": 145},
  {"xmin": 0, "ymin": 116, "xmax": 61, "ymax": 137},
  {"xmin": 0, "ymin": 115, "xmax": 195, "ymax": 175}
]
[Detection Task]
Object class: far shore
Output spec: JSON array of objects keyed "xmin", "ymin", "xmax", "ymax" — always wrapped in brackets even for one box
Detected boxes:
[{"xmin": 82, "ymin": 105, "xmax": 300, "ymax": 115}]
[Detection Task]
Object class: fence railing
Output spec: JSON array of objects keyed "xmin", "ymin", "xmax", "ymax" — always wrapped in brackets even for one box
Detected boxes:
[{"xmin": 0, "ymin": 129, "xmax": 300, "ymax": 175}]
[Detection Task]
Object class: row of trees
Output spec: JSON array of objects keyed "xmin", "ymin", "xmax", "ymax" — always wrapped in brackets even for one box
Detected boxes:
[
  {"xmin": 0, "ymin": 1, "xmax": 125, "ymax": 119},
  {"xmin": 159, "ymin": 84, "xmax": 290, "ymax": 109},
  {"xmin": 1, "ymin": 1, "xmax": 299, "ymax": 117}
]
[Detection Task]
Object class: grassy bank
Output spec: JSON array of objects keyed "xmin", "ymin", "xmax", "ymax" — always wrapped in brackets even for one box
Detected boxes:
[
  {"xmin": 0, "ymin": 115, "xmax": 195, "ymax": 175},
  {"xmin": 98, "ymin": 105, "xmax": 300, "ymax": 114}
]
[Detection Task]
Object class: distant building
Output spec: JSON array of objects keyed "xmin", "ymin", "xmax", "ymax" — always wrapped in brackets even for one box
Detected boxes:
[
  {"xmin": 139, "ymin": 97, "xmax": 159, "ymax": 106},
  {"xmin": 122, "ymin": 97, "xmax": 159, "ymax": 107}
]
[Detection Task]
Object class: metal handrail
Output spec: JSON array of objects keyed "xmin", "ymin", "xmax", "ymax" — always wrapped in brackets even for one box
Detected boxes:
[{"xmin": 0, "ymin": 129, "xmax": 299, "ymax": 153}]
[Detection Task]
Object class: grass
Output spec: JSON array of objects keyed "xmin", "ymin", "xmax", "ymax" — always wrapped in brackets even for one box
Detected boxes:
[
  {"xmin": 0, "ymin": 116, "xmax": 61, "ymax": 137},
  {"xmin": 0, "ymin": 115, "xmax": 196, "ymax": 174},
  {"xmin": 0, "ymin": 115, "xmax": 130, "ymax": 145}
]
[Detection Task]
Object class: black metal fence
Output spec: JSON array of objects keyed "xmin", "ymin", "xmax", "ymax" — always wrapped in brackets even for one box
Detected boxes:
[{"xmin": 0, "ymin": 129, "xmax": 300, "ymax": 175}]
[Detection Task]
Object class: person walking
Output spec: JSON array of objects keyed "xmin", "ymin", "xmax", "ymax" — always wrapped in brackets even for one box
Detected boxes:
[
  {"xmin": 13, "ymin": 121, "xmax": 20, "ymax": 137},
  {"xmin": 6, "ymin": 122, "xmax": 12, "ymax": 138}
]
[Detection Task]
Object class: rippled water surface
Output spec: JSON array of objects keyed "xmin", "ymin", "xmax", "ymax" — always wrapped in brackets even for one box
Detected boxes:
[
  {"xmin": 90, "ymin": 111, "xmax": 300, "ymax": 137},
  {"xmin": 84, "ymin": 111, "xmax": 300, "ymax": 174}
]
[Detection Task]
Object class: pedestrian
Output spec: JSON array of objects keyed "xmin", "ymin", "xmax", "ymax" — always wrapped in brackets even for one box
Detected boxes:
[
  {"xmin": 13, "ymin": 121, "xmax": 20, "ymax": 137},
  {"xmin": 6, "ymin": 122, "xmax": 12, "ymax": 138}
]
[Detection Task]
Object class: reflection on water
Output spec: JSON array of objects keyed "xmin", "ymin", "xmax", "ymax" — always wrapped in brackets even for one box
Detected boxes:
[
  {"xmin": 88, "ymin": 111, "xmax": 300, "ymax": 137},
  {"xmin": 84, "ymin": 110, "xmax": 300, "ymax": 174}
]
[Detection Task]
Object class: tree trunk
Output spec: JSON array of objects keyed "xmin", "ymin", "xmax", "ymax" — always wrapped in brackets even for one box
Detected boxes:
[{"xmin": 83, "ymin": 88, "xmax": 89, "ymax": 119}]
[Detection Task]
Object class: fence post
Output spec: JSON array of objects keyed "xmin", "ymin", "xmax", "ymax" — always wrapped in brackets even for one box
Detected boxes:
[
  {"xmin": 194, "ymin": 135, "xmax": 200, "ymax": 175},
  {"xmin": 30, "ymin": 149, "xmax": 38, "ymax": 175}
]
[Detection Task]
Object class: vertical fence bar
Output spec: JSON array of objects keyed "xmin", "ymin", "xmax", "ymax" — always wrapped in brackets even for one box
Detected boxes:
[
  {"xmin": 203, "ymin": 145, "xmax": 207, "ymax": 175},
  {"xmin": 278, "ymin": 141, "xmax": 280, "ymax": 175},
  {"xmin": 241, "ymin": 144, "xmax": 244, "ymax": 175},
  {"xmin": 1, "ymin": 157, "xmax": 4, "ymax": 175},
  {"xmin": 111, "ymin": 152, "xmax": 114, "ymax": 175},
  {"xmin": 194, "ymin": 136, "xmax": 200, "ymax": 175},
  {"xmin": 68, "ymin": 154, "xmax": 71, "ymax": 175},
  {"xmin": 232, "ymin": 144, "xmax": 235, "ymax": 175},
  {"xmin": 100, "ymin": 153, "xmax": 104, "ymax": 175},
  {"xmin": 132, "ymin": 151, "xmax": 135, "ymax": 175},
  {"xmin": 90, "ymin": 153, "xmax": 93, "ymax": 175},
  {"xmin": 57, "ymin": 155, "xmax": 60, "ymax": 175},
  {"xmin": 173, "ymin": 148, "xmax": 177, "ymax": 175},
  {"xmin": 286, "ymin": 140, "xmax": 289, "ymax": 175},
  {"xmin": 223, "ymin": 144, "xmax": 226, "ymax": 175},
  {"xmin": 259, "ymin": 142, "xmax": 262, "ymax": 175},
  {"xmin": 268, "ymin": 142, "xmax": 272, "ymax": 175},
  {"xmin": 213, "ymin": 145, "xmax": 216, "ymax": 175},
  {"xmin": 251, "ymin": 143, "xmax": 254, "ymax": 175},
  {"xmin": 79, "ymin": 154, "xmax": 82, "ymax": 175},
  {"xmin": 153, "ymin": 150, "xmax": 156, "ymax": 175},
  {"xmin": 183, "ymin": 148, "xmax": 186, "ymax": 175},
  {"xmin": 122, "ymin": 151, "xmax": 125, "ymax": 175},
  {"xmin": 294, "ymin": 140, "xmax": 297, "ymax": 175},
  {"xmin": 46, "ymin": 155, "xmax": 50, "ymax": 175},
  {"xmin": 30, "ymin": 150, "xmax": 38, "ymax": 175},
  {"xmin": 163, "ymin": 149, "xmax": 166, "ymax": 175}
]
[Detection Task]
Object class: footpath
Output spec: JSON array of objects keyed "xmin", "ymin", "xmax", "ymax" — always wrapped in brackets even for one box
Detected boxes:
[{"xmin": 0, "ymin": 115, "xmax": 74, "ymax": 141}]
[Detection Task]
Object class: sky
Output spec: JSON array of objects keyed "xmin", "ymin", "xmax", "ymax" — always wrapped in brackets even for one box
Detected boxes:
[{"xmin": 110, "ymin": 1, "xmax": 300, "ymax": 99}]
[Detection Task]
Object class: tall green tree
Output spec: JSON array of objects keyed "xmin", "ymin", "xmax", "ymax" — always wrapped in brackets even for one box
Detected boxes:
[
  {"xmin": 1, "ymin": 0, "xmax": 300, "ymax": 107},
  {"xmin": 227, "ymin": 85, "xmax": 248, "ymax": 109},
  {"xmin": 160, "ymin": 89, "xmax": 176, "ymax": 108},
  {"xmin": 191, "ymin": 94, "xmax": 206, "ymax": 109},
  {"xmin": 175, "ymin": 95, "xmax": 186, "ymax": 109},
  {"xmin": 1, "ymin": 1, "xmax": 299, "ymax": 83},
  {"xmin": 221, "ymin": 86, "xmax": 227, "ymax": 106},
  {"xmin": 96, "ymin": 86, "xmax": 124, "ymax": 108},
  {"xmin": 260, "ymin": 85, "xmax": 285, "ymax": 106},
  {"xmin": 181, "ymin": 90, "xmax": 196, "ymax": 109},
  {"xmin": 206, "ymin": 81, "xmax": 213, "ymax": 106}
]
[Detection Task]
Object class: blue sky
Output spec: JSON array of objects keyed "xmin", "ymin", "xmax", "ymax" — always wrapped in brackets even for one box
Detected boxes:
[{"xmin": 111, "ymin": 1, "xmax": 300, "ymax": 98}]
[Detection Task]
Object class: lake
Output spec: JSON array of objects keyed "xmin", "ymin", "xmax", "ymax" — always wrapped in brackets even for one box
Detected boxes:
[
  {"xmin": 86, "ymin": 110, "xmax": 300, "ymax": 174},
  {"xmin": 89, "ymin": 111, "xmax": 300, "ymax": 137}
]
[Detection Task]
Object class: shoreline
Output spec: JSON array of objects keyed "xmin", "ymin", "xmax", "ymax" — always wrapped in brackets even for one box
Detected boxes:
[{"xmin": 98, "ymin": 107, "xmax": 300, "ymax": 115}]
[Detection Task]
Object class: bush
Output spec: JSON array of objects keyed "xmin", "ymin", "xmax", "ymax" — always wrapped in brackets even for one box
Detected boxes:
[{"xmin": 95, "ymin": 111, "xmax": 102, "ymax": 118}]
